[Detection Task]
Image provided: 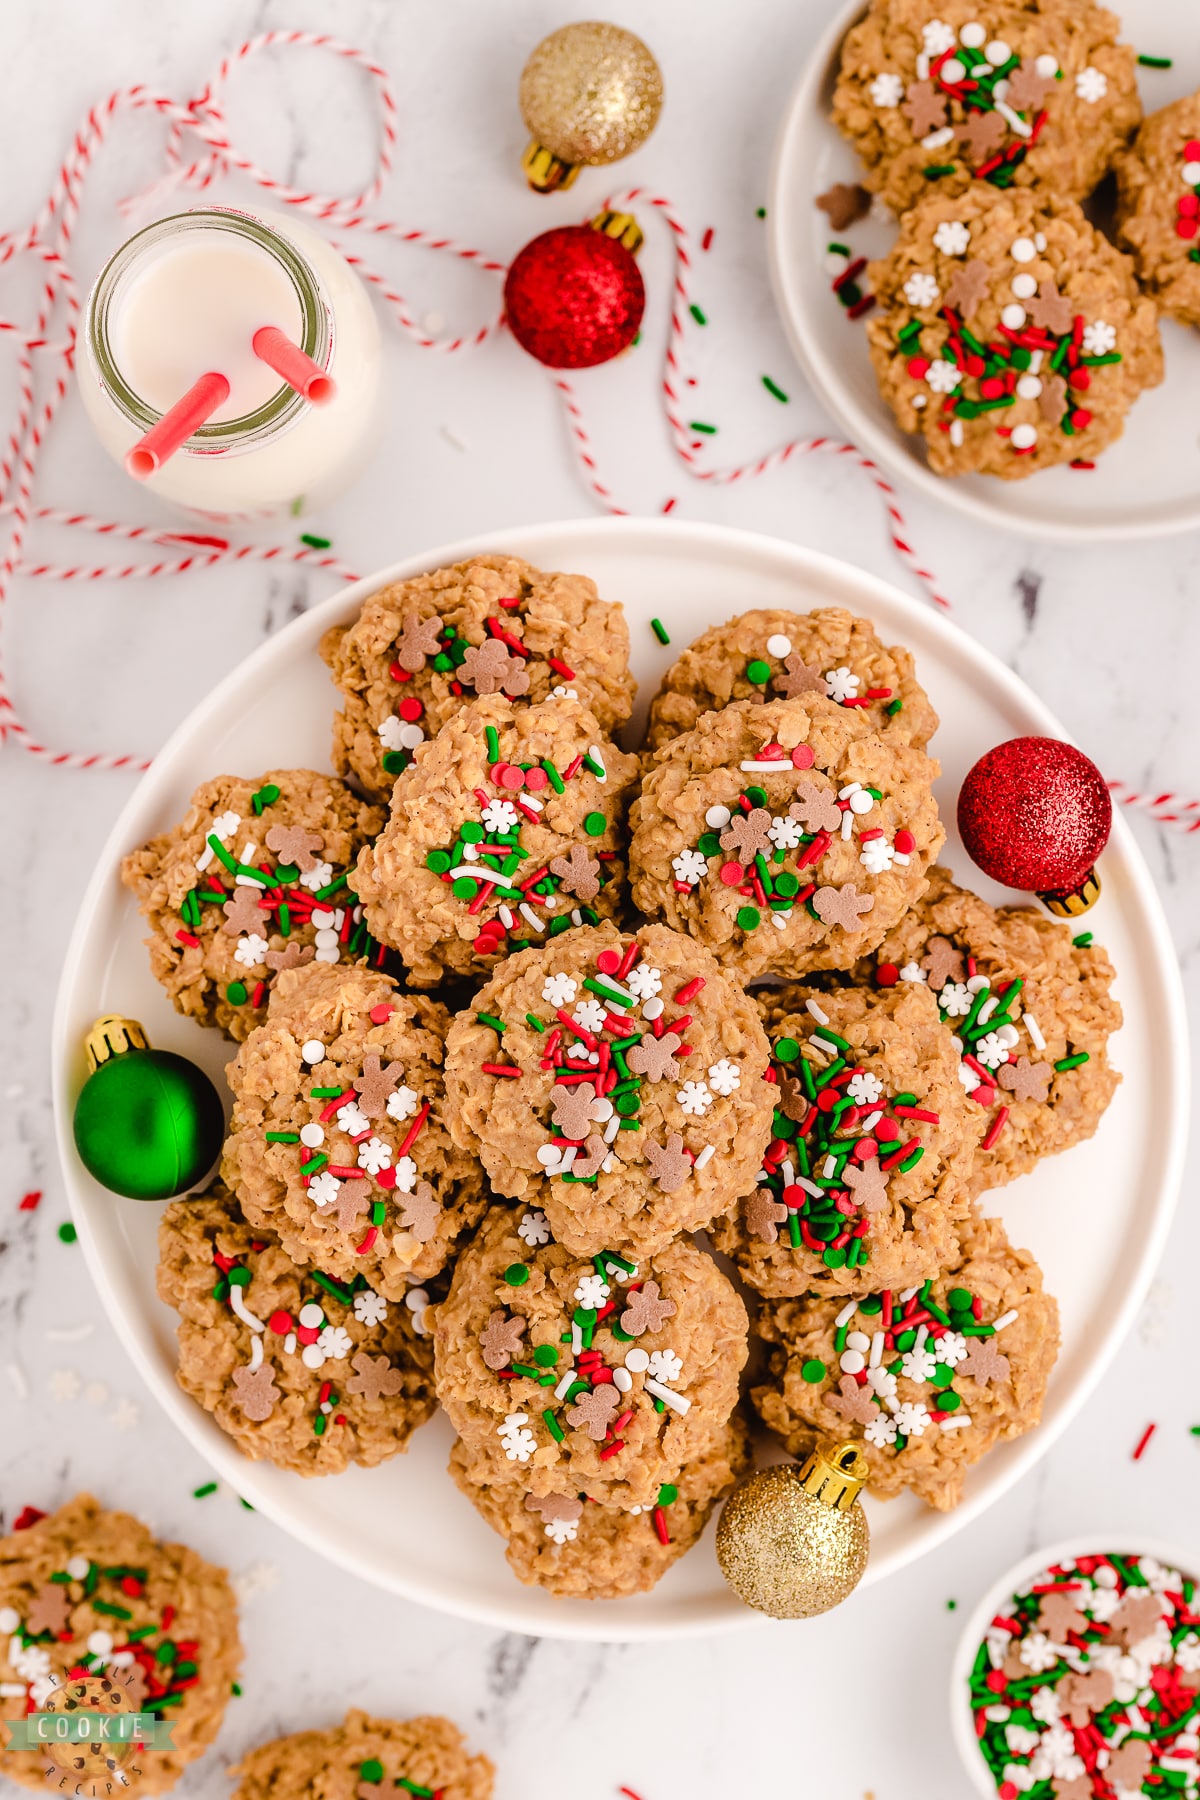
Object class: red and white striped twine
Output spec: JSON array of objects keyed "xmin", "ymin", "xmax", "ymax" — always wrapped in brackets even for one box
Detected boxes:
[{"xmin": 0, "ymin": 33, "xmax": 1194, "ymax": 835}]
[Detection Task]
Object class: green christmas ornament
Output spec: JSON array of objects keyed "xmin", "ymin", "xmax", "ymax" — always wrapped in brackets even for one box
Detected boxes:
[{"xmin": 72, "ymin": 1016, "xmax": 224, "ymax": 1201}]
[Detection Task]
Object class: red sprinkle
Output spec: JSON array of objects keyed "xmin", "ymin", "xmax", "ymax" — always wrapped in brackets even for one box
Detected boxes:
[
  {"xmin": 673, "ymin": 976, "xmax": 705, "ymax": 1005},
  {"xmin": 175, "ymin": 930, "xmax": 202, "ymax": 948},
  {"xmin": 18, "ymin": 1190, "xmax": 42, "ymax": 1211},
  {"xmin": 876, "ymin": 962, "xmax": 900, "ymax": 987},
  {"xmin": 12, "ymin": 1506, "xmax": 46, "ymax": 1532},
  {"xmin": 369, "ymin": 1003, "xmax": 394, "ymax": 1024},
  {"xmin": 1132, "ymin": 1421, "xmax": 1157, "ymax": 1462},
  {"xmin": 980, "ymin": 1106, "xmax": 1010, "ymax": 1151},
  {"xmin": 481, "ymin": 1063, "xmax": 521, "ymax": 1078}
]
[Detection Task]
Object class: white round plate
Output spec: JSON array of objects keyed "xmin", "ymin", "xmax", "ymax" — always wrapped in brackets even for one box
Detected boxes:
[
  {"xmin": 768, "ymin": 0, "xmax": 1200, "ymax": 541},
  {"xmin": 52, "ymin": 517, "xmax": 1186, "ymax": 1641}
]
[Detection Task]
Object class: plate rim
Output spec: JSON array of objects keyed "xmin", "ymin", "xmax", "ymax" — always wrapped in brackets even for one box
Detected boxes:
[
  {"xmin": 765, "ymin": 0, "xmax": 1200, "ymax": 545},
  {"xmin": 50, "ymin": 514, "xmax": 1189, "ymax": 1641}
]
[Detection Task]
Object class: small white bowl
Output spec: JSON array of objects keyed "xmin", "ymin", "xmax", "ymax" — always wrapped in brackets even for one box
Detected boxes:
[{"xmin": 949, "ymin": 1533, "xmax": 1200, "ymax": 1798}]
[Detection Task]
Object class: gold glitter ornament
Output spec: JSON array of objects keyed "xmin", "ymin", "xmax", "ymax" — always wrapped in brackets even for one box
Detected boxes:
[
  {"xmin": 519, "ymin": 22, "xmax": 663, "ymax": 194},
  {"xmin": 715, "ymin": 1443, "xmax": 870, "ymax": 1619}
]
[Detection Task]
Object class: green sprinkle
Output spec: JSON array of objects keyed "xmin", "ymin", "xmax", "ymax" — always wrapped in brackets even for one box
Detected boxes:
[
  {"xmin": 689, "ymin": 303, "xmax": 707, "ymax": 325},
  {"xmin": 382, "ymin": 750, "xmax": 407, "ymax": 775},
  {"xmin": 689, "ymin": 420, "xmax": 717, "ymax": 434},
  {"xmin": 657, "ymin": 1483, "xmax": 678, "ymax": 1505},
  {"xmin": 451, "ymin": 876, "xmax": 477, "ymax": 900},
  {"xmin": 1137, "ymin": 52, "xmax": 1173, "ymax": 67},
  {"xmin": 922, "ymin": 162, "xmax": 957, "ymax": 177},
  {"xmin": 231, "ymin": 1682, "xmax": 242, "ymax": 1696},
  {"xmin": 192, "ymin": 1482, "xmax": 218, "ymax": 1498},
  {"xmin": 828, "ymin": 241, "xmax": 851, "ymax": 257},
  {"xmin": 736, "ymin": 905, "xmax": 760, "ymax": 932},
  {"xmin": 543, "ymin": 1408, "xmax": 565, "ymax": 1443},
  {"xmin": 311, "ymin": 1270, "xmax": 357, "ymax": 1306},
  {"xmin": 371, "ymin": 1200, "xmax": 387, "ymax": 1226},
  {"xmin": 540, "ymin": 757, "xmax": 565, "ymax": 793},
  {"xmin": 946, "ymin": 1598, "xmax": 958, "ymax": 1612},
  {"xmin": 756, "ymin": 206, "xmax": 766, "ymax": 218},
  {"xmin": 801, "ymin": 1358, "xmax": 827, "ymax": 1383},
  {"xmin": 1072, "ymin": 931, "xmax": 1093, "ymax": 948},
  {"xmin": 310, "ymin": 1087, "xmax": 343, "ymax": 1098},
  {"xmin": 583, "ymin": 752, "xmax": 606, "ymax": 778},
  {"xmin": 1055, "ymin": 1051, "xmax": 1090, "ymax": 1071},
  {"xmin": 225, "ymin": 979, "xmax": 249, "ymax": 1006},
  {"xmin": 898, "ymin": 1147, "xmax": 924, "ymax": 1173},
  {"xmin": 650, "ymin": 617, "xmax": 670, "ymax": 645},
  {"xmin": 525, "ymin": 1012, "xmax": 545, "ymax": 1032},
  {"xmin": 92, "ymin": 1599, "xmax": 132, "ymax": 1620},
  {"xmin": 484, "ymin": 725, "xmax": 501, "ymax": 763},
  {"xmin": 504, "ymin": 1263, "xmax": 530, "ymax": 1286},
  {"xmin": 533, "ymin": 1344, "xmax": 558, "ymax": 1366},
  {"xmin": 745, "ymin": 658, "xmax": 771, "ymax": 685},
  {"xmin": 476, "ymin": 1012, "xmax": 507, "ymax": 1034},
  {"xmin": 300, "ymin": 1153, "xmax": 328, "ymax": 1176},
  {"xmin": 250, "ymin": 782, "xmax": 281, "ymax": 814},
  {"xmin": 396, "ymin": 1781, "xmax": 436, "ymax": 1799},
  {"xmin": 359, "ymin": 1759, "xmax": 385, "ymax": 1784},
  {"xmin": 300, "ymin": 532, "xmax": 331, "ymax": 549},
  {"xmin": 761, "ymin": 374, "xmax": 789, "ymax": 403},
  {"xmin": 58, "ymin": 1222, "xmax": 77, "ymax": 1244},
  {"xmin": 583, "ymin": 811, "xmax": 607, "ymax": 836},
  {"xmin": 837, "ymin": 282, "xmax": 862, "ymax": 307}
]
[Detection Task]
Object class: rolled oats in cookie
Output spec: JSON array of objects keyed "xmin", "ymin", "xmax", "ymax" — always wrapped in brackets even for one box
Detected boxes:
[
  {"xmin": 0, "ymin": 1492, "xmax": 241, "ymax": 1795},
  {"xmin": 157, "ymin": 1180, "xmax": 436, "ymax": 1476},
  {"xmin": 448, "ymin": 1413, "xmax": 750, "ymax": 1600},
  {"xmin": 431, "ymin": 1205, "xmax": 748, "ymax": 1510},
  {"xmin": 229, "ymin": 1708, "xmax": 494, "ymax": 1800},
  {"xmin": 1116, "ymin": 91, "xmax": 1200, "ymax": 328},
  {"xmin": 752, "ymin": 1211, "xmax": 1060, "ymax": 1510},
  {"xmin": 645, "ymin": 606, "xmax": 938, "ymax": 753},
  {"xmin": 629, "ymin": 696, "xmax": 944, "ymax": 981},
  {"xmin": 866, "ymin": 186, "xmax": 1162, "ymax": 480},
  {"xmin": 352, "ymin": 693, "xmax": 640, "ymax": 988},
  {"xmin": 832, "ymin": 0, "xmax": 1140, "ymax": 216},
  {"xmin": 222, "ymin": 961, "xmax": 485, "ymax": 1298},
  {"xmin": 442, "ymin": 923, "xmax": 774, "ymax": 1258},
  {"xmin": 121, "ymin": 769, "xmax": 385, "ymax": 1041},
  {"xmin": 858, "ymin": 865, "xmax": 1120, "ymax": 1194},
  {"xmin": 320, "ymin": 554, "xmax": 635, "ymax": 802},
  {"xmin": 710, "ymin": 981, "xmax": 975, "ymax": 1301}
]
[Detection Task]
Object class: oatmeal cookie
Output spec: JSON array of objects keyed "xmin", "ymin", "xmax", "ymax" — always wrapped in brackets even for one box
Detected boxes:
[
  {"xmin": 352, "ymin": 693, "xmax": 640, "ymax": 988},
  {"xmin": 157, "ymin": 1180, "xmax": 436, "ymax": 1476},
  {"xmin": 449, "ymin": 1413, "xmax": 750, "ymax": 1599},
  {"xmin": 629, "ymin": 697, "xmax": 943, "ymax": 981},
  {"xmin": 431, "ymin": 1205, "xmax": 748, "ymax": 1509},
  {"xmin": 867, "ymin": 186, "xmax": 1162, "ymax": 480},
  {"xmin": 230, "ymin": 1708, "xmax": 493, "ymax": 1800},
  {"xmin": 222, "ymin": 960, "xmax": 485, "ymax": 1298},
  {"xmin": 833, "ymin": 0, "xmax": 1140, "ymax": 216},
  {"xmin": 644, "ymin": 606, "xmax": 938, "ymax": 753},
  {"xmin": 442, "ymin": 923, "xmax": 774, "ymax": 1258},
  {"xmin": 710, "ymin": 981, "xmax": 975, "ymax": 1300},
  {"xmin": 121, "ymin": 769, "xmax": 384, "ymax": 1041},
  {"xmin": 1116, "ymin": 91, "xmax": 1200, "ymax": 328},
  {"xmin": 752, "ymin": 1211, "xmax": 1059, "ymax": 1510},
  {"xmin": 321, "ymin": 554, "xmax": 635, "ymax": 802},
  {"xmin": 856, "ymin": 865, "xmax": 1120, "ymax": 1194},
  {"xmin": 0, "ymin": 1493, "xmax": 240, "ymax": 1795}
]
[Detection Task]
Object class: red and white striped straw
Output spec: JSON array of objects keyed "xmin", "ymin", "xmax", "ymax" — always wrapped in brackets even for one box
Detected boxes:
[
  {"xmin": 124, "ymin": 370, "xmax": 230, "ymax": 478},
  {"xmin": 251, "ymin": 325, "xmax": 335, "ymax": 404}
]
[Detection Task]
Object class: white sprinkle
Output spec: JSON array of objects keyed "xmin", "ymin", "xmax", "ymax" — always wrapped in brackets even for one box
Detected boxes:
[
  {"xmin": 554, "ymin": 1368, "xmax": 577, "ymax": 1400},
  {"xmin": 922, "ymin": 125, "xmax": 956, "ymax": 149},
  {"xmin": 299, "ymin": 1123, "xmax": 324, "ymax": 1149},
  {"xmin": 613, "ymin": 1366, "xmax": 633, "ymax": 1393},
  {"xmin": 301, "ymin": 1344, "xmax": 325, "ymax": 1370},
  {"xmin": 1011, "ymin": 273, "xmax": 1037, "ymax": 299},
  {"xmin": 66, "ymin": 1555, "xmax": 90, "ymax": 1580},
  {"xmin": 248, "ymin": 1336, "xmax": 263, "ymax": 1370},
  {"xmin": 594, "ymin": 974, "xmax": 636, "ymax": 1004},
  {"xmin": 740, "ymin": 759, "xmax": 794, "ymax": 773},
  {"xmin": 913, "ymin": 394, "xmax": 927, "ymax": 410},
  {"xmin": 835, "ymin": 1299, "xmax": 858, "ymax": 1328},
  {"xmin": 284, "ymin": 1333, "xmax": 296, "ymax": 1354},
  {"xmin": 299, "ymin": 1302, "xmax": 324, "ymax": 1328},
  {"xmin": 588, "ymin": 746, "xmax": 607, "ymax": 781},
  {"xmin": 949, "ymin": 419, "xmax": 964, "ymax": 447},
  {"xmin": 694, "ymin": 1144, "xmax": 716, "ymax": 1170},
  {"xmin": 1022, "ymin": 1011, "xmax": 1046, "ymax": 1050},
  {"xmin": 644, "ymin": 1378, "xmax": 690, "ymax": 1414},
  {"xmin": 520, "ymin": 792, "xmax": 543, "ymax": 812},
  {"xmin": 822, "ymin": 1155, "xmax": 838, "ymax": 1179},
  {"xmin": 230, "ymin": 1286, "xmax": 266, "ymax": 1333},
  {"xmin": 797, "ymin": 1176, "xmax": 824, "ymax": 1199},
  {"xmin": 940, "ymin": 57, "xmax": 965, "ymax": 82},
  {"xmin": 813, "ymin": 1032, "xmax": 841, "ymax": 1057},
  {"xmin": 705, "ymin": 804, "xmax": 732, "ymax": 828},
  {"xmin": 960, "ymin": 21, "xmax": 985, "ymax": 46},
  {"xmin": 1010, "ymin": 236, "xmax": 1037, "ymax": 263},
  {"xmin": 940, "ymin": 1414, "xmax": 973, "ymax": 1431},
  {"xmin": 967, "ymin": 974, "xmax": 990, "ymax": 993},
  {"xmin": 870, "ymin": 1332, "xmax": 885, "ymax": 1368},
  {"xmin": 992, "ymin": 1309, "xmax": 1019, "ymax": 1332},
  {"xmin": 805, "ymin": 998, "xmax": 830, "ymax": 1026},
  {"xmin": 604, "ymin": 1116, "xmax": 620, "ymax": 1143},
  {"xmin": 236, "ymin": 870, "xmax": 269, "ymax": 888},
  {"xmin": 498, "ymin": 905, "xmax": 515, "ymax": 928},
  {"xmin": 1011, "ymin": 423, "xmax": 1038, "ymax": 451},
  {"xmin": 642, "ymin": 997, "xmax": 664, "ymax": 1020},
  {"xmin": 519, "ymin": 903, "xmax": 544, "ymax": 932},
  {"xmin": 1034, "ymin": 52, "xmax": 1058, "ymax": 77},
  {"xmin": 301, "ymin": 1039, "xmax": 325, "ymax": 1065},
  {"xmin": 1001, "ymin": 303, "xmax": 1027, "ymax": 330},
  {"xmin": 571, "ymin": 1321, "xmax": 583, "ymax": 1355},
  {"xmin": 765, "ymin": 634, "xmax": 792, "ymax": 658},
  {"xmin": 846, "ymin": 1330, "xmax": 870, "ymax": 1352},
  {"xmin": 1016, "ymin": 374, "xmax": 1042, "ymax": 400},
  {"xmin": 839, "ymin": 781, "xmax": 862, "ymax": 799},
  {"xmin": 771, "ymin": 912, "xmax": 790, "ymax": 930},
  {"xmin": 239, "ymin": 840, "xmax": 258, "ymax": 867},
  {"xmin": 840, "ymin": 811, "xmax": 854, "ymax": 840},
  {"xmin": 571, "ymin": 909, "xmax": 583, "ymax": 927},
  {"xmin": 977, "ymin": 995, "xmax": 998, "ymax": 1024},
  {"xmin": 839, "ymin": 1350, "xmax": 866, "ymax": 1375},
  {"xmin": 624, "ymin": 1347, "xmax": 651, "ymax": 1373}
]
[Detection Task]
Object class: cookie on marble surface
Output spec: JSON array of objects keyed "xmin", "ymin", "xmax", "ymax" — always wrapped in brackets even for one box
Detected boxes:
[
  {"xmin": 121, "ymin": 769, "xmax": 385, "ymax": 1041},
  {"xmin": 629, "ymin": 696, "xmax": 943, "ymax": 981},
  {"xmin": 222, "ymin": 961, "xmax": 486, "ymax": 1298},
  {"xmin": 752, "ymin": 1211, "xmax": 1059, "ymax": 1510},
  {"xmin": 710, "ymin": 980, "xmax": 976, "ymax": 1300},
  {"xmin": 866, "ymin": 186, "xmax": 1162, "ymax": 480},
  {"xmin": 0, "ymin": 1492, "xmax": 240, "ymax": 1795},
  {"xmin": 320, "ymin": 553, "xmax": 635, "ymax": 803},
  {"xmin": 832, "ymin": 0, "xmax": 1140, "ymax": 216},
  {"xmin": 449, "ymin": 1412, "xmax": 750, "ymax": 1599},
  {"xmin": 644, "ymin": 606, "xmax": 938, "ymax": 753},
  {"xmin": 431, "ymin": 1205, "xmax": 748, "ymax": 1511},
  {"xmin": 857, "ymin": 866, "xmax": 1120, "ymax": 1195},
  {"xmin": 157, "ymin": 1180, "xmax": 436, "ymax": 1476},
  {"xmin": 442, "ymin": 923, "xmax": 774, "ymax": 1258},
  {"xmin": 229, "ymin": 1708, "xmax": 494, "ymax": 1800},
  {"xmin": 352, "ymin": 693, "xmax": 641, "ymax": 988},
  {"xmin": 1117, "ymin": 90, "xmax": 1200, "ymax": 328}
]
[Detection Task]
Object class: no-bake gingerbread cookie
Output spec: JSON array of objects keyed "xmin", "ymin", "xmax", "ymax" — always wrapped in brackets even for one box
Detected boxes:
[
  {"xmin": 629, "ymin": 696, "xmax": 944, "ymax": 981},
  {"xmin": 833, "ymin": 0, "xmax": 1140, "ymax": 215},
  {"xmin": 157, "ymin": 1181, "xmax": 436, "ymax": 1476},
  {"xmin": 230, "ymin": 1708, "xmax": 494, "ymax": 1800},
  {"xmin": 1116, "ymin": 90, "xmax": 1200, "ymax": 328},
  {"xmin": 711, "ymin": 981, "xmax": 976, "ymax": 1300},
  {"xmin": 752, "ymin": 1212, "xmax": 1059, "ymax": 1510},
  {"xmin": 431, "ymin": 1206, "xmax": 748, "ymax": 1510},
  {"xmin": 352, "ymin": 693, "xmax": 640, "ymax": 987},
  {"xmin": 321, "ymin": 554, "xmax": 634, "ymax": 802},
  {"xmin": 442, "ymin": 923, "xmax": 774, "ymax": 1258},
  {"xmin": 644, "ymin": 606, "xmax": 938, "ymax": 753},
  {"xmin": 222, "ymin": 961, "xmax": 486, "ymax": 1298}
]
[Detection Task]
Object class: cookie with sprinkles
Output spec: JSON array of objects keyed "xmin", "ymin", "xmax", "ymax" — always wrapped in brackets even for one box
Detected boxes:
[
  {"xmin": 965, "ymin": 1548, "xmax": 1200, "ymax": 1799},
  {"xmin": 156, "ymin": 1180, "xmax": 436, "ymax": 1476},
  {"xmin": 858, "ymin": 866, "xmax": 1120, "ymax": 1194},
  {"xmin": 629, "ymin": 696, "xmax": 944, "ymax": 981},
  {"xmin": 644, "ymin": 606, "xmax": 939, "ymax": 753},
  {"xmin": 230, "ymin": 1708, "xmax": 494, "ymax": 1800},
  {"xmin": 442, "ymin": 922, "xmax": 774, "ymax": 1258},
  {"xmin": 448, "ymin": 1412, "xmax": 750, "ymax": 1599},
  {"xmin": 866, "ymin": 185, "xmax": 1162, "ymax": 479},
  {"xmin": 221, "ymin": 961, "xmax": 485, "ymax": 1299},
  {"xmin": 430, "ymin": 1204, "xmax": 748, "ymax": 1510},
  {"xmin": 0, "ymin": 1492, "xmax": 241, "ymax": 1794},
  {"xmin": 710, "ymin": 980, "xmax": 976, "ymax": 1300},
  {"xmin": 832, "ymin": 0, "xmax": 1140, "ymax": 216},
  {"xmin": 121, "ymin": 768, "xmax": 385, "ymax": 1042},
  {"xmin": 752, "ymin": 1211, "xmax": 1059, "ymax": 1511},
  {"xmin": 352, "ymin": 693, "xmax": 640, "ymax": 988},
  {"xmin": 320, "ymin": 554, "xmax": 635, "ymax": 803},
  {"xmin": 1117, "ymin": 90, "xmax": 1200, "ymax": 327}
]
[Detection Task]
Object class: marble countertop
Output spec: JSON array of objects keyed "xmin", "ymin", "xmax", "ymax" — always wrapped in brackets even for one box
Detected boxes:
[{"xmin": 2, "ymin": 2, "xmax": 1198, "ymax": 1796}]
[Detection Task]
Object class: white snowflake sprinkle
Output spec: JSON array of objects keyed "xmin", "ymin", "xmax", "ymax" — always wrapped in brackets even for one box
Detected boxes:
[
  {"xmin": 542, "ymin": 972, "xmax": 577, "ymax": 1008},
  {"xmin": 109, "ymin": 1398, "xmax": 140, "ymax": 1433},
  {"xmin": 938, "ymin": 981, "xmax": 972, "ymax": 1018},
  {"xmin": 353, "ymin": 1290, "xmax": 389, "ymax": 1327},
  {"xmin": 894, "ymin": 1400, "xmax": 931, "ymax": 1438},
  {"xmin": 707, "ymin": 1058, "xmax": 742, "ymax": 1096},
  {"xmin": 626, "ymin": 963, "xmax": 663, "ymax": 1000},
  {"xmin": 308, "ymin": 1172, "xmax": 342, "ymax": 1207},
  {"xmin": 900, "ymin": 1344, "xmax": 937, "ymax": 1384},
  {"xmin": 1075, "ymin": 66, "xmax": 1108, "ymax": 103},
  {"xmin": 870, "ymin": 70, "xmax": 904, "ymax": 106},
  {"xmin": 1029, "ymin": 1686, "xmax": 1061, "ymax": 1724},
  {"xmin": 899, "ymin": 961, "xmax": 927, "ymax": 983},
  {"xmin": 647, "ymin": 1349, "xmax": 683, "ymax": 1384},
  {"xmin": 544, "ymin": 1516, "xmax": 579, "ymax": 1545},
  {"xmin": 336, "ymin": 1101, "xmax": 370, "ymax": 1137},
  {"xmin": 864, "ymin": 1413, "xmax": 898, "ymax": 1447},
  {"xmin": 518, "ymin": 1209, "xmax": 551, "ymax": 1247},
  {"xmin": 1082, "ymin": 318, "xmax": 1116, "ymax": 356},
  {"xmin": 768, "ymin": 814, "xmax": 804, "ymax": 850},
  {"xmin": 903, "ymin": 272, "xmax": 941, "ymax": 308},
  {"xmin": 974, "ymin": 1031, "xmax": 1010, "ymax": 1070},
  {"xmin": 672, "ymin": 849, "xmax": 709, "ymax": 886},
  {"xmin": 393, "ymin": 1154, "xmax": 418, "ymax": 1194},
  {"xmin": 573, "ymin": 999, "xmax": 607, "ymax": 1034},
  {"xmin": 933, "ymin": 219, "xmax": 971, "ymax": 256},
  {"xmin": 497, "ymin": 1414, "xmax": 537, "ymax": 1463},
  {"xmin": 482, "ymin": 799, "xmax": 518, "ymax": 834},
  {"xmin": 1019, "ymin": 1631, "xmax": 1060, "ymax": 1674},
  {"xmin": 574, "ymin": 1273, "xmax": 610, "ymax": 1308},
  {"xmin": 677, "ymin": 1080, "xmax": 713, "ymax": 1116},
  {"xmin": 49, "ymin": 1367, "xmax": 82, "ymax": 1403},
  {"xmin": 316, "ymin": 1324, "xmax": 352, "ymax": 1361},
  {"xmin": 356, "ymin": 1136, "xmax": 393, "ymax": 1176},
  {"xmin": 926, "ymin": 359, "xmax": 963, "ymax": 393},
  {"xmin": 936, "ymin": 1331, "xmax": 969, "ymax": 1367},
  {"xmin": 922, "ymin": 19, "xmax": 956, "ymax": 55},
  {"xmin": 386, "ymin": 1085, "xmax": 419, "ymax": 1122},
  {"xmin": 847, "ymin": 1070, "xmax": 884, "ymax": 1106},
  {"xmin": 860, "ymin": 838, "xmax": 896, "ymax": 876},
  {"xmin": 234, "ymin": 932, "xmax": 269, "ymax": 968},
  {"xmin": 824, "ymin": 666, "xmax": 861, "ymax": 703},
  {"xmin": 299, "ymin": 859, "xmax": 333, "ymax": 892}
]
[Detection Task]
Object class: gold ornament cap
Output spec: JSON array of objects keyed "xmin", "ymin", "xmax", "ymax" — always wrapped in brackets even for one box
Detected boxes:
[
  {"xmin": 84, "ymin": 1015, "xmax": 148, "ymax": 1074},
  {"xmin": 1038, "ymin": 867, "xmax": 1101, "ymax": 917},
  {"xmin": 519, "ymin": 21, "xmax": 663, "ymax": 193},
  {"xmin": 797, "ymin": 1439, "xmax": 870, "ymax": 1509},
  {"xmin": 715, "ymin": 1446, "xmax": 871, "ymax": 1621},
  {"xmin": 590, "ymin": 208, "xmax": 643, "ymax": 255}
]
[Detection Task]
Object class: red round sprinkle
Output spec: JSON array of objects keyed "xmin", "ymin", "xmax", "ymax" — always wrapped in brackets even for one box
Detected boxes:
[
  {"xmin": 1178, "ymin": 192, "xmax": 1199, "ymax": 215},
  {"xmin": 1177, "ymin": 217, "xmax": 1199, "ymax": 239},
  {"xmin": 781, "ymin": 1184, "xmax": 803, "ymax": 1208},
  {"xmin": 875, "ymin": 1117, "xmax": 900, "ymax": 1142},
  {"xmin": 852, "ymin": 1138, "xmax": 877, "ymax": 1161},
  {"xmin": 816, "ymin": 1088, "xmax": 840, "ymax": 1113},
  {"xmin": 1068, "ymin": 367, "xmax": 1090, "ymax": 391},
  {"xmin": 524, "ymin": 766, "xmax": 549, "ymax": 791},
  {"xmin": 268, "ymin": 1310, "xmax": 293, "ymax": 1335},
  {"xmin": 369, "ymin": 1003, "xmax": 394, "ymax": 1024},
  {"xmin": 876, "ymin": 961, "xmax": 900, "ymax": 986},
  {"xmin": 979, "ymin": 376, "xmax": 1005, "ymax": 400},
  {"xmin": 474, "ymin": 933, "xmax": 500, "ymax": 952},
  {"xmin": 1071, "ymin": 409, "xmax": 1092, "ymax": 429},
  {"xmin": 596, "ymin": 949, "xmax": 622, "ymax": 974},
  {"xmin": 388, "ymin": 661, "xmax": 412, "ymax": 683},
  {"xmin": 398, "ymin": 697, "xmax": 424, "ymax": 722},
  {"xmin": 718, "ymin": 862, "xmax": 744, "ymax": 886},
  {"xmin": 375, "ymin": 1166, "xmax": 397, "ymax": 1190},
  {"xmin": 500, "ymin": 765, "xmax": 525, "ymax": 791},
  {"xmin": 894, "ymin": 830, "xmax": 915, "ymax": 854},
  {"xmin": 907, "ymin": 356, "xmax": 931, "ymax": 379},
  {"xmin": 1186, "ymin": 139, "xmax": 1200, "ymax": 158},
  {"xmin": 965, "ymin": 354, "xmax": 985, "ymax": 377},
  {"xmin": 791, "ymin": 744, "xmax": 815, "ymax": 770},
  {"xmin": 986, "ymin": 1671, "xmax": 1008, "ymax": 1694},
  {"xmin": 591, "ymin": 1366, "xmax": 614, "ymax": 1385},
  {"xmin": 296, "ymin": 1325, "xmax": 320, "ymax": 1345},
  {"xmin": 999, "ymin": 1784, "xmax": 1017, "ymax": 1799},
  {"xmin": 488, "ymin": 761, "xmax": 508, "ymax": 782},
  {"xmin": 120, "ymin": 1576, "xmax": 143, "ymax": 1598}
]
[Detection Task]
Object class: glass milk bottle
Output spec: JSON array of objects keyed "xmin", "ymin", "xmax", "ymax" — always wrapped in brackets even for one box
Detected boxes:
[{"xmin": 79, "ymin": 206, "xmax": 382, "ymax": 517}]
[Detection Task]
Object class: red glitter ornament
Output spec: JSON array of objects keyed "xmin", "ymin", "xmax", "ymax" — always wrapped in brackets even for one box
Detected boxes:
[
  {"xmin": 957, "ymin": 736, "xmax": 1111, "ymax": 915},
  {"xmin": 504, "ymin": 223, "xmax": 644, "ymax": 369}
]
